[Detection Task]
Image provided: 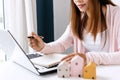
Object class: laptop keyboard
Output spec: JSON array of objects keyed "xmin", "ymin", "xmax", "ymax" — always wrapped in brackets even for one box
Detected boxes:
[
  {"xmin": 27, "ymin": 53, "xmax": 42, "ymax": 59},
  {"xmin": 27, "ymin": 53, "xmax": 62, "ymax": 74}
]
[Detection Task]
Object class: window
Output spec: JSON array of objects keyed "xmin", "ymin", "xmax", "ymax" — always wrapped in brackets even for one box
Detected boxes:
[
  {"xmin": 0, "ymin": 49, "xmax": 6, "ymax": 63},
  {"xmin": 0, "ymin": 0, "xmax": 4, "ymax": 30},
  {"xmin": 0, "ymin": 0, "xmax": 5, "ymax": 63}
]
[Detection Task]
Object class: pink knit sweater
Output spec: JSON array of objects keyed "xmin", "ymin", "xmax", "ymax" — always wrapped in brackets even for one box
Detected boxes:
[{"xmin": 41, "ymin": 5, "xmax": 120, "ymax": 65}]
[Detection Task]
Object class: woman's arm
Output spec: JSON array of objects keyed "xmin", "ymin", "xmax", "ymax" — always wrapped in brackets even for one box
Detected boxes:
[
  {"xmin": 86, "ymin": 51, "xmax": 120, "ymax": 65},
  {"xmin": 40, "ymin": 24, "xmax": 74, "ymax": 54}
]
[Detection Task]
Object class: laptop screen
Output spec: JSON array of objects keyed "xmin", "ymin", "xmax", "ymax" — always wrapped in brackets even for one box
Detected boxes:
[
  {"xmin": 0, "ymin": 30, "xmax": 40, "ymax": 75},
  {"xmin": 0, "ymin": 30, "xmax": 15, "ymax": 60}
]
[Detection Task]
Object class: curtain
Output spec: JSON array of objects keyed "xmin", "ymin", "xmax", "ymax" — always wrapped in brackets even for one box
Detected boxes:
[
  {"xmin": 36, "ymin": 0, "xmax": 54, "ymax": 43},
  {"xmin": 4, "ymin": 0, "xmax": 37, "ymax": 55}
]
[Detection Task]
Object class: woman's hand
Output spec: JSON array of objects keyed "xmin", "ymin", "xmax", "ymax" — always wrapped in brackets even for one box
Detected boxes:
[
  {"xmin": 61, "ymin": 53, "xmax": 75, "ymax": 62},
  {"xmin": 28, "ymin": 32, "xmax": 45, "ymax": 51},
  {"xmin": 61, "ymin": 52, "xmax": 86, "ymax": 64}
]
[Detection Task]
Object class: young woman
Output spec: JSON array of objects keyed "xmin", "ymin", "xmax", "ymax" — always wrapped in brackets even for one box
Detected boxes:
[{"xmin": 29, "ymin": 0, "xmax": 120, "ymax": 65}]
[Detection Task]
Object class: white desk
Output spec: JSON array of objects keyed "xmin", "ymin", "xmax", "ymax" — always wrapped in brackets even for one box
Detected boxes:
[{"xmin": 0, "ymin": 61, "xmax": 120, "ymax": 80}]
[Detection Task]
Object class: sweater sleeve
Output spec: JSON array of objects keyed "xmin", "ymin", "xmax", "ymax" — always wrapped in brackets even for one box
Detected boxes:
[
  {"xmin": 115, "ymin": 6, "xmax": 120, "ymax": 51},
  {"xmin": 40, "ymin": 24, "xmax": 74, "ymax": 54},
  {"xmin": 86, "ymin": 51, "xmax": 120, "ymax": 65}
]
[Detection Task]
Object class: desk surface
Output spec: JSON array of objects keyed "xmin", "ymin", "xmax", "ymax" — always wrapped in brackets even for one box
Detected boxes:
[{"xmin": 0, "ymin": 61, "xmax": 120, "ymax": 80}]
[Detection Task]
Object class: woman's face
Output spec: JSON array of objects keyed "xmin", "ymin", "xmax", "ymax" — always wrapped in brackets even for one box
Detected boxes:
[{"xmin": 73, "ymin": 0, "xmax": 90, "ymax": 12}]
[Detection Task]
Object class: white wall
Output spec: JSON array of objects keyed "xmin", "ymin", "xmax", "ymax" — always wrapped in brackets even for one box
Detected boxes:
[
  {"xmin": 53, "ymin": 0, "xmax": 70, "ymax": 40},
  {"xmin": 53, "ymin": 0, "xmax": 73, "ymax": 53}
]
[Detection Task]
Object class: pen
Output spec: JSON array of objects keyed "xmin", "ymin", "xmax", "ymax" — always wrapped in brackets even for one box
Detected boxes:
[{"xmin": 27, "ymin": 36, "xmax": 44, "ymax": 39}]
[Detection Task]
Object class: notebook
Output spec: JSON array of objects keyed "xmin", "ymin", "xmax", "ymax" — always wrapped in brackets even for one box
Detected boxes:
[
  {"xmin": 30, "ymin": 53, "xmax": 66, "ymax": 68},
  {"xmin": 0, "ymin": 30, "xmax": 66, "ymax": 75}
]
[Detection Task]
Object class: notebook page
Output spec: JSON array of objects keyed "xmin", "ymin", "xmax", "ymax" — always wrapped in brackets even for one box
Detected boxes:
[{"xmin": 30, "ymin": 53, "xmax": 67, "ymax": 68}]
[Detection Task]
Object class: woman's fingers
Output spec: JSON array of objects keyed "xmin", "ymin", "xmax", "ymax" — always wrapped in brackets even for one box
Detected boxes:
[
  {"xmin": 61, "ymin": 53, "xmax": 86, "ymax": 65},
  {"xmin": 61, "ymin": 53, "xmax": 75, "ymax": 61},
  {"xmin": 28, "ymin": 32, "xmax": 45, "ymax": 51},
  {"xmin": 62, "ymin": 55, "xmax": 74, "ymax": 61},
  {"xmin": 32, "ymin": 32, "xmax": 43, "ymax": 43},
  {"xmin": 29, "ymin": 38, "xmax": 40, "ymax": 50}
]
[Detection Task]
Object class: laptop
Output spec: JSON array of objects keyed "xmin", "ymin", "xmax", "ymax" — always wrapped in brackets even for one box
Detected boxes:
[{"xmin": 0, "ymin": 30, "xmax": 66, "ymax": 75}]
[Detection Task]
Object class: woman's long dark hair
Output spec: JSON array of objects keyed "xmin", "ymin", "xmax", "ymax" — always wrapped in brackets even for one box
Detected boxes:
[{"xmin": 71, "ymin": 0, "xmax": 115, "ymax": 41}]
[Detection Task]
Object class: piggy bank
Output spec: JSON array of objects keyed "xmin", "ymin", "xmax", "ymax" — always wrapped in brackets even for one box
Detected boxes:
[
  {"xmin": 83, "ymin": 62, "xmax": 96, "ymax": 79},
  {"xmin": 57, "ymin": 61, "xmax": 70, "ymax": 78}
]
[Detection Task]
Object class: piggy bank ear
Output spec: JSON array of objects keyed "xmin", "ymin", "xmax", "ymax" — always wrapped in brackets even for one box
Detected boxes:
[
  {"xmin": 57, "ymin": 61, "xmax": 70, "ymax": 78},
  {"xmin": 70, "ymin": 55, "xmax": 84, "ymax": 77},
  {"xmin": 83, "ymin": 62, "xmax": 96, "ymax": 79}
]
